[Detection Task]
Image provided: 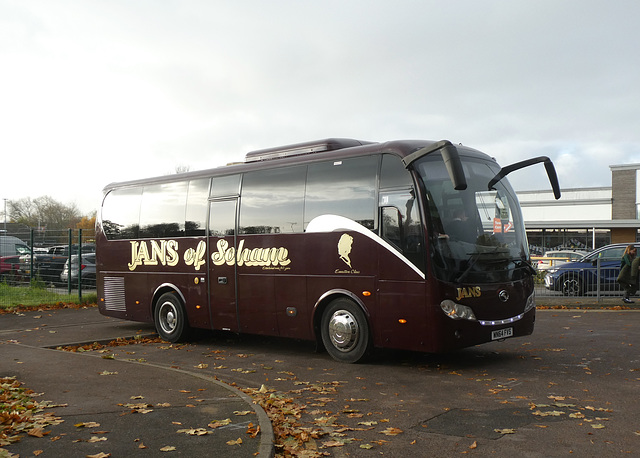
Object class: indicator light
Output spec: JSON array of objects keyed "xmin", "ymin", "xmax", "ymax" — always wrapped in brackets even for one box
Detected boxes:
[
  {"xmin": 398, "ymin": 319, "xmax": 407, "ymax": 324},
  {"xmin": 362, "ymin": 291, "xmax": 372, "ymax": 297}
]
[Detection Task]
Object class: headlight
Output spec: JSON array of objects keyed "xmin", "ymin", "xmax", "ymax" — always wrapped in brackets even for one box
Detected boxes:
[
  {"xmin": 524, "ymin": 291, "xmax": 536, "ymax": 313},
  {"xmin": 546, "ymin": 267, "xmax": 558, "ymax": 275},
  {"xmin": 440, "ymin": 300, "xmax": 477, "ymax": 321}
]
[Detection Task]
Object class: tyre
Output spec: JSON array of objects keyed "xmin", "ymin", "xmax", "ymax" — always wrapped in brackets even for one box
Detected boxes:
[
  {"xmin": 561, "ymin": 274, "xmax": 583, "ymax": 297},
  {"xmin": 154, "ymin": 292, "xmax": 190, "ymax": 342},
  {"xmin": 321, "ymin": 298, "xmax": 371, "ymax": 363}
]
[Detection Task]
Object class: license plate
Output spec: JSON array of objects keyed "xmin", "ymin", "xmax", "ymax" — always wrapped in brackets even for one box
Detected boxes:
[{"xmin": 491, "ymin": 327, "xmax": 513, "ymax": 340}]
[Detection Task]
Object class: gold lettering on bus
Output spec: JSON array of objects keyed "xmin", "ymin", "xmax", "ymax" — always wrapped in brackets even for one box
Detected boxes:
[
  {"xmin": 211, "ymin": 239, "xmax": 291, "ymax": 267},
  {"xmin": 184, "ymin": 240, "xmax": 207, "ymax": 271},
  {"xmin": 455, "ymin": 286, "xmax": 482, "ymax": 301},
  {"xmin": 128, "ymin": 240, "xmax": 179, "ymax": 271}
]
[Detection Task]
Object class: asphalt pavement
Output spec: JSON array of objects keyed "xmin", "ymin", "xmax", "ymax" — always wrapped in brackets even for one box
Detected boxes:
[
  {"xmin": 0, "ymin": 307, "xmax": 274, "ymax": 457},
  {"xmin": 2, "ymin": 300, "xmax": 639, "ymax": 457}
]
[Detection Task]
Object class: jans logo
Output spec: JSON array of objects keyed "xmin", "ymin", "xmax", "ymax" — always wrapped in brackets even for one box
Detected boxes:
[{"xmin": 455, "ymin": 286, "xmax": 482, "ymax": 301}]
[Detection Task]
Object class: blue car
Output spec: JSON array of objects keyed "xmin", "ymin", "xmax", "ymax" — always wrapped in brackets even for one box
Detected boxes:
[{"xmin": 544, "ymin": 243, "xmax": 640, "ymax": 296}]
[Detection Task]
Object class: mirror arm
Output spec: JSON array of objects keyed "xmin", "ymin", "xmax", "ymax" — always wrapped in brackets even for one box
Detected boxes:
[
  {"xmin": 488, "ymin": 156, "xmax": 561, "ymax": 199},
  {"xmin": 403, "ymin": 140, "xmax": 467, "ymax": 191}
]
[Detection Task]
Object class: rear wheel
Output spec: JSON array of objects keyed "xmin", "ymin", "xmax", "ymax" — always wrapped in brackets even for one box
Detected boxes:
[
  {"xmin": 561, "ymin": 274, "xmax": 583, "ymax": 296},
  {"xmin": 154, "ymin": 292, "xmax": 190, "ymax": 342},
  {"xmin": 321, "ymin": 298, "xmax": 371, "ymax": 363}
]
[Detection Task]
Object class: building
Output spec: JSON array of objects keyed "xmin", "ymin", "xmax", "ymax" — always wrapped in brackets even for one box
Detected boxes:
[{"xmin": 520, "ymin": 164, "xmax": 640, "ymax": 254}]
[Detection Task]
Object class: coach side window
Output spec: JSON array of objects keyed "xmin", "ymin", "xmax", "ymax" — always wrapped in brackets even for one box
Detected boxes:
[
  {"xmin": 185, "ymin": 178, "xmax": 211, "ymax": 236},
  {"xmin": 139, "ymin": 182, "xmax": 187, "ymax": 238},
  {"xmin": 101, "ymin": 187, "xmax": 142, "ymax": 240},
  {"xmin": 380, "ymin": 153, "xmax": 413, "ymax": 189},
  {"xmin": 239, "ymin": 166, "xmax": 306, "ymax": 234},
  {"xmin": 380, "ymin": 190, "xmax": 425, "ymax": 273},
  {"xmin": 211, "ymin": 174, "xmax": 241, "ymax": 197},
  {"xmin": 305, "ymin": 156, "xmax": 377, "ymax": 230}
]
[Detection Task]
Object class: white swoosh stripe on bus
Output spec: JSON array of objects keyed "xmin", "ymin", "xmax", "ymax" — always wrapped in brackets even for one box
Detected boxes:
[{"xmin": 306, "ymin": 214, "xmax": 425, "ymax": 279}]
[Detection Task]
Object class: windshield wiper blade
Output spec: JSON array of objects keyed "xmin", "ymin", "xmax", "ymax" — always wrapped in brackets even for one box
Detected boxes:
[{"xmin": 455, "ymin": 249, "xmax": 507, "ymax": 282}]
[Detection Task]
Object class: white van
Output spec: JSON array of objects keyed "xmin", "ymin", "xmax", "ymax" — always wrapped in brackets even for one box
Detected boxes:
[{"xmin": 0, "ymin": 236, "xmax": 31, "ymax": 257}]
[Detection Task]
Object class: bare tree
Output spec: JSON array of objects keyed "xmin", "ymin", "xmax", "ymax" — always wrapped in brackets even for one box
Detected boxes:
[
  {"xmin": 8, "ymin": 198, "xmax": 38, "ymax": 225},
  {"xmin": 9, "ymin": 196, "xmax": 83, "ymax": 229}
]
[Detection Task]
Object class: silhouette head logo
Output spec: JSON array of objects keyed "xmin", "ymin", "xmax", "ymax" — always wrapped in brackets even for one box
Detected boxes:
[{"xmin": 338, "ymin": 233, "xmax": 354, "ymax": 268}]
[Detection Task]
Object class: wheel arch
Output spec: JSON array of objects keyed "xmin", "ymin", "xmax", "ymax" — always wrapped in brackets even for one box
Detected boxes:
[
  {"xmin": 151, "ymin": 283, "xmax": 186, "ymax": 315},
  {"xmin": 312, "ymin": 289, "xmax": 371, "ymax": 346}
]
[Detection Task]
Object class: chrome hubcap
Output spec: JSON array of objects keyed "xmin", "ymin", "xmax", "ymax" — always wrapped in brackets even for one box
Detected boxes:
[
  {"xmin": 328, "ymin": 310, "xmax": 359, "ymax": 352},
  {"xmin": 160, "ymin": 303, "xmax": 177, "ymax": 333}
]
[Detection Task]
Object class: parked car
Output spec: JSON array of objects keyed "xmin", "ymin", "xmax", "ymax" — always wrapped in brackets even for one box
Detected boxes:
[
  {"xmin": 536, "ymin": 249, "xmax": 589, "ymax": 271},
  {"xmin": 0, "ymin": 236, "xmax": 31, "ymax": 284},
  {"xmin": 544, "ymin": 243, "xmax": 640, "ymax": 296},
  {"xmin": 60, "ymin": 253, "xmax": 96, "ymax": 287},
  {"xmin": 20, "ymin": 244, "xmax": 96, "ymax": 285}
]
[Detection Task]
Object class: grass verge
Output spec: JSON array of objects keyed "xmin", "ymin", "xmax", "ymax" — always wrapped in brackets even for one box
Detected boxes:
[{"xmin": 0, "ymin": 283, "xmax": 97, "ymax": 312}]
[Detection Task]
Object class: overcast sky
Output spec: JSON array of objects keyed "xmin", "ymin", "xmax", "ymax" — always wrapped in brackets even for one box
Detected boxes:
[{"xmin": 2, "ymin": 0, "xmax": 640, "ymax": 215}]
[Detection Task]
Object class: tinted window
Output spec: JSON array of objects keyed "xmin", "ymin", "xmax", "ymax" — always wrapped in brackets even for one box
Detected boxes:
[
  {"xmin": 380, "ymin": 154, "xmax": 412, "ymax": 188},
  {"xmin": 186, "ymin": 178, "xmax": 210, "ymax": 236},
  {"xmin": 209, "ymin": 200, "xmax": 237, "ymax": 237},
  {"xmin": 15, "ymin": 244, "xmax": 31, "ymax": 255},
  {"xmin": 101, "ymin": 187, "xmax": 142, "ymax": 240},
  {"xmin": 595, "ymin": 247, "xmax": 625, "ymax": 262},
  {"xmin": 139, "ymin": 182, "xmax": 187, "ymax": 238},
  {"xmin": 240, "ymin": 166, "xmax": 306, "ymax": 234},
  {"xmin": 211, "ymin": 174, "xmax": 241, "ymax": 197},
  {"xmin": 380, "ymin": 190, "xmax": 425, "ymax": 273},
  {"xmin": 305, "ymin": 156, "xmax": 378, "ymax": 230}
]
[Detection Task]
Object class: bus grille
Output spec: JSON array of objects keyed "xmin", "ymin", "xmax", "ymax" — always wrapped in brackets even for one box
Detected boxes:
[{"xmin": 104, "ymin": 277, "xmax": 126, "ymax": 312}]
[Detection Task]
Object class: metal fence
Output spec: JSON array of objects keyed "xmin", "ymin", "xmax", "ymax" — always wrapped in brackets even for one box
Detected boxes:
[
  {"xmin": 0, "ymin": 228, "xmax": 96, "ymax": 308},
  {"xmin": 0, "ymin": 227, "xmax": 629, "ymax": 307},
  {"xmin": 535, "ymin": 259, "xmax": 626, "ymax": 301}
]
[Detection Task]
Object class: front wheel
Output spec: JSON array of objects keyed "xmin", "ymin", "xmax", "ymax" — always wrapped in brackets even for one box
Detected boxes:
[
  {"xmin": 154, "ymin": 292, "xmax": 190, "ymax": 342},
  {"xmin": 321, "ymin": 298, "xmax": 371, "ymax": 363}
]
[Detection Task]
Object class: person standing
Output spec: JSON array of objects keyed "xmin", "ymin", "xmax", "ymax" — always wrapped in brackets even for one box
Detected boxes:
[{"xmin": 617, "ymin": 245, "xmax": 638, "ymax": 304}]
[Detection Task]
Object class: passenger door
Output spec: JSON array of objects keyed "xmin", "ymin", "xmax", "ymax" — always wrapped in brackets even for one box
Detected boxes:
[
  {"xmin": 377, "ymin": 189, "xmax": 428, "ymax": 350},
  {"xmin": 208, "ymin": 199, "xmax": 239, "ymax": 331}
]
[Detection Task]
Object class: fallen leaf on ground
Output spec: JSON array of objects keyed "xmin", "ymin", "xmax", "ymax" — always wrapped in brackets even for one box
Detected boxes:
[
  {"xmin": 75, "ymin": 422, "xmax": 100, "ymax": 428},
  {"xmin": 87, "ymin": 436, "xmax": 108, "ymax": 443},
  {"xmin": 208, "ymin": 418, "xmax": 232, "ymax": 429},
  {"xmin": 177, "ymin": 428, "xmax": 210, "ymax": 436},
  {"xmin": 322, "ymin": 440, "xmax": 346, "ymax": 447},
  {"xmin": 26, "ymin": 428, "xmax": 47, "ymax": 438}
]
